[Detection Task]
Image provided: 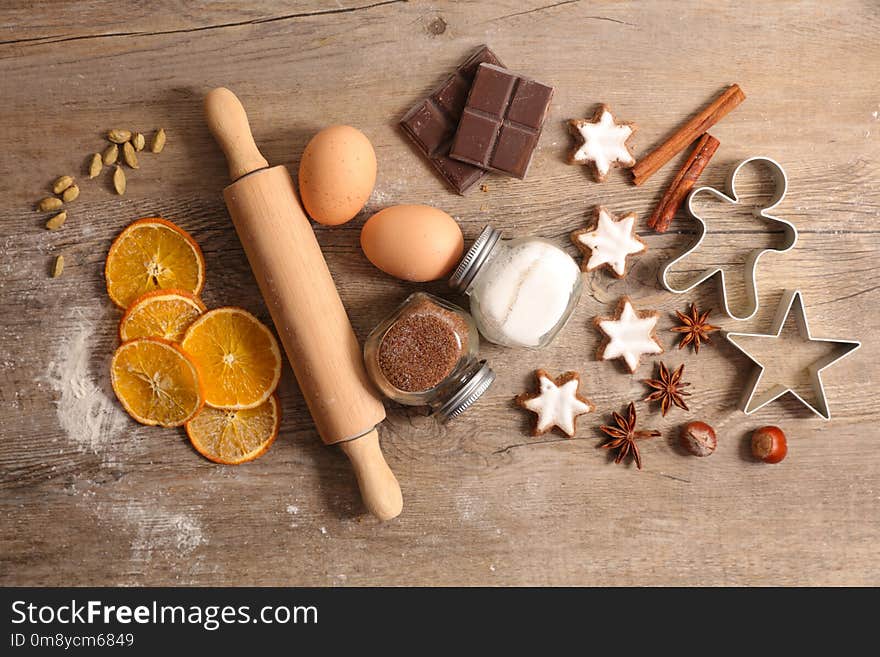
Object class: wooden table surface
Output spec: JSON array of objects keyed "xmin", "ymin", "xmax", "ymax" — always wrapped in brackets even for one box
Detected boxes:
[{"xmin": 2, "ymin": 1, "xmax": 878, "ymax": 586}]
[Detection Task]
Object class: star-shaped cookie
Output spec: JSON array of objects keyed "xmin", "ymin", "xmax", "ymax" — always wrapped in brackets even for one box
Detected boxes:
[
  {"xmin": 571, "ymin": 206, "xmax": 646, "ymax": 277},
  {"xmin": 568, "ymin": 104, "xmax": 637, "ymax": 182},
  {"xmin": 595, "ymin": 297, "xmax": 664, "ymax": 373},
  {"xmin": 515, "ymin": 370, "xmax": 594, "ymax": 437}
]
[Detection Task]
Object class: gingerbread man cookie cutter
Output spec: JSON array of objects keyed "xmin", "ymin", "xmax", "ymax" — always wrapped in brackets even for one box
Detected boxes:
[{"xmin": 660, "ymin": 157, "xmax": 797, "ymax": 321}]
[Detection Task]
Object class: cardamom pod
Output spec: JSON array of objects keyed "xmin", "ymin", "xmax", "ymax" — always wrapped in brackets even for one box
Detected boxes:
[
  {"xmin": 113, "ymin": 165, "xmax": 126, "ymax": 195},
  {"xmin": 52, "ymin": 175, "xmax": 74, "ymax": 194},
  {"xmin": 37, "ymin": 197, "xmax": 63, "ymax": 212},
  {"xmin": 102, "ymin": 143, "xmax": 118, "ymax": 165},
  {"xmin": 108, "ymin": 129, "xmax": 132, "ymax": 144},
  {"xmin": 150, "ymin": 128, "xmax": 166, "ymax": 154},
  {"xmin": 122, "ymin": 141, "xmax": 139, "ymax": 169},
  {"xmin": 131, "ymin": 132, "xmax": 146, "ymax": 151},
  {"xmin": 45, "ymin": 210, "xmax": 67, "ymax": 230},
  {"xmin": 88, "ymin": 153, "xmax": 102, "ymax": 178},
  {"xmin": 51, "ymin": 255, "xmax": 64, "ymax": 278},
  {"xmin": 62, "ymin": 184, "xmax": 80, "ymax": 203}
]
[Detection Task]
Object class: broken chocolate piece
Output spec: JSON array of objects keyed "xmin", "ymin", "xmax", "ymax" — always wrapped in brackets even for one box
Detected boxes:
[
  {"xmin": 449, "ymin": 64, "xmax": 554, "ymax": 179},
  {"xmin": 399, "ymin": 46, "xmax": 504, "ymax": 195}
]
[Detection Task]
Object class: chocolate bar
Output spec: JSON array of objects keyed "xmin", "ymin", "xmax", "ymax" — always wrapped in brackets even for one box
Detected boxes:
[
  {"xmin": 399, "ymin": 46, "xmax": 504, "ymax": 195},
  {"xmin": 449, "ymin": 64, "xmax": 554, "ymax": 179}
]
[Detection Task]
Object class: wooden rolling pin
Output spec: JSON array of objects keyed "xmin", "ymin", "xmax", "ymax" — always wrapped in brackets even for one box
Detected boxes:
[{"xmin": 204, "ymin": 87, "xmax": 402, "ymax": 521}]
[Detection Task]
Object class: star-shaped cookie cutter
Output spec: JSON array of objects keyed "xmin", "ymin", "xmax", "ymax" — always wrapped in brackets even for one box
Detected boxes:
[
  {"xmin": 726, "ymin": 289, "xmax": 861, "ymax": 420},
  {"xmin": 660, "ymin": 156, "xmax": 798, "ymax": 321}
]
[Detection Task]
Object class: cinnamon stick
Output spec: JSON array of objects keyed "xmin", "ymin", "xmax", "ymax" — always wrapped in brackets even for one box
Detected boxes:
[
  {"xmin": 632, "ymin": 84, "xmax": 744, "ymax": 186},
  {"xmin": 648, "ymin": 133, "xmax": 720, "ymax": 233}
]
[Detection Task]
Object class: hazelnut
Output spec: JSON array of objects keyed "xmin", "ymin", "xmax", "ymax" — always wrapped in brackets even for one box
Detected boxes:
[
  {"xmin": 681, "ymin": 421, "xmax": 716, "ymax": 456},
  {"xmin": 751, "ymin": 426, "xmax": 787, "ymax": 463}
]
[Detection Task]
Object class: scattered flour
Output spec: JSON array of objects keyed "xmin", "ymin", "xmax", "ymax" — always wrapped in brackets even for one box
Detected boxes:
[
  {"xmin": 122, "ymin": 503, "xmax": 207, "ymax": 559},
  {"xmin": 45, "ymin": 308, "xmax": 128, "ymax": 459},
  {"xmin": 286, "ymin": 504, "xmax": 299, "ymax": 515}
]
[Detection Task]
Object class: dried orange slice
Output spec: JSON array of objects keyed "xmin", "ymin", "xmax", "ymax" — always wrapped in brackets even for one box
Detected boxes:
[
  {"xmin": 185, "ymin": 394, "xmax": 280, "ymax": 464},
  {"xmin": 180, "ymin": 307, "xmax": 282, "ymax": 410},
  {"xmin": 105, "ymin": 217, "xmax": 205, "ymax": 309},
  {"xmin": 119, "ymin": 289, "xmax": 207, "ymax": 343},
  {"xmin": 110, "ymin": 337, "xmax": 204, "ymax": 427}
]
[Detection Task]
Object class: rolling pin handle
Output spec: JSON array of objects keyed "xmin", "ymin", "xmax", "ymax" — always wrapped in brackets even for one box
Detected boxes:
[
  {"xmin": 204, "ymin": 87, "xmax": 270, "ymax": 182},
  {"xmin": 339, "ymin": 429, "xmax": 403, "ymax": 521}
]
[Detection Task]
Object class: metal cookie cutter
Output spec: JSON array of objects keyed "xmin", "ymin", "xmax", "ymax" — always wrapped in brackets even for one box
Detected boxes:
[
  {"xmin": 660, "ymin": 156, "xmax": 797, "ymax": 321},
  {"xmin": 726, "ymin": 290, "xmax": 861, "ymax": 420}
]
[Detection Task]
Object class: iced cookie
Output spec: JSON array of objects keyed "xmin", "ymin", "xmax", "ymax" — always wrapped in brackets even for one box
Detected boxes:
[
  {"xmin": 595, "ymin": 297, "xmax": 664, "ymax": 373},
  {"xmin": 571, "ymin": 207, "xmax": 646, "ymax": 277},
  {"xmin": 568, "ymin": 105, "xmax": 637, "ymax": 182},
  {"xmin": 515, "ymin": 369, "xmax": 594, "ymax": 437}
]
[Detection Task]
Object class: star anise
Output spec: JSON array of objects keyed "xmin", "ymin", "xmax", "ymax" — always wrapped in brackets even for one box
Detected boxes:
[
  {"xmin": 599, "ymin": 402, "xmax": 660, "ymax": 470},
  {"xmin": 643, "ymin": 362, "xmax": 692, "ymax": 416},
  {"xmin": 671, "ymin": 304, "xmax": 719, "ymax": 353}
]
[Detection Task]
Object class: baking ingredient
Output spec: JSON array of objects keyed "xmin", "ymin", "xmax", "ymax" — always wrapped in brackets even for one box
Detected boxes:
[
  {"xmin": 52, "ymin": 175, "xmax": 74, "ymax": 194},
  {"xmin": 449, "ymin": 64, "xmax": 554, "ymax": 179},
  {"xmin": 643, "ymin": 362, "xmax": 691, "ymax": 416},
  {"xmin": 37, "ymin": 197, "xmax": 62, "ymax": 212},
  {"xmin": 119, "ymin": 289, "xmax": 206, "ymax": 342},
  {"xmin": 377, "ymin": 296, "xmax": 468, "ymax": 392},
  {"xmin": 298, "ymin": 125, "xmax": 377, "ymax": 225},
  {"xmin": 122, "ymin": 141, "xmax": 139, "ymax": 169},
  {"xmin": 51, "ymin": 255, "xmax": 64, "ymax": 278},
  {"xmin": 132, "ymin": 132, "xmax": 146, "ymax": 151},
  {"xmin": 632, "ymin": 84, "xmax": 745, "ymax": 185},
  {"xmin": 102, "ymin": 143, "xmax": 118, "ymax": 165},
  {"xmin": 600, "ymin": 401, "xmax": 660, "ymax": 470},
  {"xmin": 88, "ymin": 153, "xmax": 103, "ymax": 178},
  {"xmin": 596, "ymin": 297, "xmax": 664, "ymax": 373},
  {"xmin": 457, "ymin": 230, "xmax": 581, "ymax": 348},
  {"xmin": 671, "ymin": 304, "xmax": 719, "ymax": 354},
  {"xmin": 751, "ymin": 426, "xmax": 787, "ymax": 463},
  {"xmin": 108, "ymin": 129, "xmax": 132, "ymax": 144},
  {"xmin": 151, "ymin": 128, "xmax": 166, "ymax": 153},
  {"xmin": 45, "ymin": 211, "xmax": 67, "ymax": 230},
  {"xmin": 570, "ymin": 206, "xmax": 645, "ymax": 277},
  {"xmin": 648, "ymin": 133, "xmax": 720, "ymax": 233},
  {"xmin": 361, "ymin": 205, "xmax": 463, "ymax": 282},
  {"xmin": 399, "ymin": 45, "xmax": 502, "ymax": 194},
  {"xmin": 105, "ymin": 217, "xmax": 206, "ymax": 308},
  {"xmin": 681, "ymin": 421, "xmax": 716, "ymax": 456},
  {"xmin": 568, "ymin": 105, "xmax": 637, "ymax": 182},
  {"xmin": 180, "ymin": 307, "xmax": 282, "ymax": 410},
  {"xmin": 113, "ymin": 165, "xmax": 126, "ymax": 195},
  {"xmin": 185, "ymin": 394, "xmax": 280, "ymax": 465},
  {"xmin": 110, "ymin": 337, "xmax": 204, "ymax": 427},
  {"xmin": 62, "ymin": 184, "xmax": 80, "ymax": 203},
  {"xmin": 515, "ymin": 369, "xmax": 593, "ymax": 437}
]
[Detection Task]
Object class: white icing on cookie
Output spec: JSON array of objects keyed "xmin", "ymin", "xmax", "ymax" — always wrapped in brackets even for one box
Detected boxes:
[
  {"xmin": 598, "ymin": 300, "xmax": 663, "ymax": 373},
  {"xmin": 575, "ymin": 208, "xmax": 645, "ymax": 277},
  {"xmin": 571, "ymin": 107, "xmax": 635, "ymax": 178},
  {"xmin": 521, "ymin": 373, "xmax": 593, "ymax": 436}
]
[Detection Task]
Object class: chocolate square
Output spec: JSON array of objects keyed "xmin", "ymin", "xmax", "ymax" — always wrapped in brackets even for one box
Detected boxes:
[
  {"xmin": 490, "ymin": 124, "xmax": 538, "ymax": 179},
  {"xmin": 399, "ymin": 46, "xmax": 505, "ymax": 194},
  {"xmin": 449, "ymin": 64, "xmax": 554, "ymax": 179}
]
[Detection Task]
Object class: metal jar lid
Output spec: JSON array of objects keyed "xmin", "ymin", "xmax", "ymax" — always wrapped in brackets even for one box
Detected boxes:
[
  {"xmin": 434, "ymin": 361, "xmax": 496, "ymax": 423},
  {"xmin": 448, "ymin": 225, "xmax": 502, "ymax": 292}
]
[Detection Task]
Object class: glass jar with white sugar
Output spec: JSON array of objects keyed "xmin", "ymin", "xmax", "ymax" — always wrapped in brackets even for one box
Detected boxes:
[{"xmin": 449, "ymin": 225, "xmax": 582, "ymax": 349}]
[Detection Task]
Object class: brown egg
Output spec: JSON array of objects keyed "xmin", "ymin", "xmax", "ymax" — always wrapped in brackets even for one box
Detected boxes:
[
  {"xmin": 361, "ymin": 205, "xmax": 464, "ymax": 282},
  {"xmin": 299, "ymin": 125, "xmax": 376, "ymax": 226}
]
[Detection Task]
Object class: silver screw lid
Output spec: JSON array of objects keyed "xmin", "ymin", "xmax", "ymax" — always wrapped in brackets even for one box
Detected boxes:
[
  {"xmin": 448, "ymin": 225, "xmax": 501, "ymax": 292},
  {"xmin": 434, "ymin": 361, "xmax": 495, "ymax": 423}
]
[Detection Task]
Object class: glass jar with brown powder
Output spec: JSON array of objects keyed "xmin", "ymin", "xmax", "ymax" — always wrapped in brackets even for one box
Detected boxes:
[{"xmin": 364, "ymin": 292, "xmax": 495, "ymax": 422}]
